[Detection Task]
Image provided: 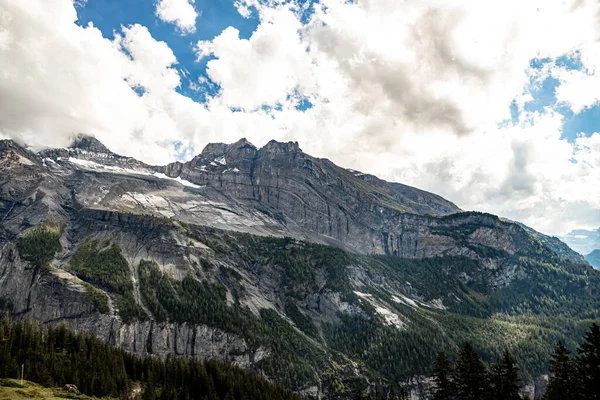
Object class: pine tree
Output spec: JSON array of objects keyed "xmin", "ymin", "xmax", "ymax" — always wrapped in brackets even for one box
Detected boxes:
[
  {"xmin": 431, "ymin": 351, "xmax": 456, "ymax": 400},
  {"xmin": 576, "ymin": 323, "xmax": 600, "ymax": 400},
  {"xmin": 454, "ymin": 342, "xmax": 489, "ymax": 400},
  {"xmin": 545, "ymin": 341, "xmax": 578, "ymax": 400},
  {"xmin": 488, "ymin": 350, "xmax": 520, "ymax": 400},
  {"xmin": 142, "ymin": 370, "xmax": 156, "ymax": 400}
]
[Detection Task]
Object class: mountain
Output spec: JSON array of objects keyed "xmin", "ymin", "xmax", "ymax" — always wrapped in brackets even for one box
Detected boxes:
[
  {"xmin": 1, "ymin": 135, "xmax": 598, "ymax": 398},
  {"xmin": 585, "ymin": 249, "xmax": 600, "ymax": 269},
  {"xmin": 562, "ymin": 227, "xmax": 600, "ymax": 256}
]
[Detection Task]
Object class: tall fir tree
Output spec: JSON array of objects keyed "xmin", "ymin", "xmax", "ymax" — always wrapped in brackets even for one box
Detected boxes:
[
  {"xmin": 576, "ymin": 323, "xmax": 600, "ymax": 400},
  {"xmin": 545, "ymin": 341, "xmax": 579, "ymax": 400},
  {"xmin": 454, "ymin": 342, "xmax": 489, "ymax": 400},
  {"xmin": 488, "ymin": 350, "xmax": 520, "ymax": 400},
  {"xmin": 431, "ymin": 351, "xmax": 456, "ymax": 400}
]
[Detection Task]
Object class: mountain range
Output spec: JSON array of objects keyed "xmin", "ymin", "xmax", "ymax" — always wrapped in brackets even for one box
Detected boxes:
[
  {"xmin": 585, "ymin": 249, "xmax": 600, "ymax": 269},
  {"xmin": 1, "ymin": 135, "xmax": 598, "ymax": 398},
  {"xmin": 561, "ymin": 227, "xmax": 600, "ymax": 269}
]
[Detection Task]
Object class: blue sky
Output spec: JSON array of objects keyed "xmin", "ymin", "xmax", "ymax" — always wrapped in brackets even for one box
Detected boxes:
[
  {"xmin": 522, "ymin": 55, "xmax": 599, "ymax": 142},
  {"xmin": 74, "ymin": 0, "xmax": 599, "ymax": 145},
  {"xmin": 76, "ymin": 0, "xmax": 260, "ymax": 101}
]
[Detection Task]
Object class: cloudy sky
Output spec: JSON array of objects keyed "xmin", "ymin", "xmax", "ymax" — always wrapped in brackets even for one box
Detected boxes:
[{"xmin": 1, "ymin": 0, "xmax": 600, "ymax": 236}]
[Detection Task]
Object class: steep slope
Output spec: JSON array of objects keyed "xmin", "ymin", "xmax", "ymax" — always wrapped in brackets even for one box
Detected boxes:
[
  {"xmin": 155, "ymin": 139, "xmax": 462, "ymax": 255},
  {"xmin": 515, "ymin": 222, "xmax": 588, "ymax": 265},
  {"xmin": 0, "ymin": 136, "xmax": 597, "ymax": 399},
  {"xmin": 585, "ymin": 249, "xmax": 600, "ymax": 269}
]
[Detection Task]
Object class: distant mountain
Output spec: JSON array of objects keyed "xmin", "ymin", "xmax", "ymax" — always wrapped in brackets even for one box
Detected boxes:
[
  {"xmin": 0, "ymin": 135, "xmax": 598, "ymax": 399},
  {"xmin": 586, "ymin": 249, "xmax": 600, "ymax": 269},
  {"xmin": 562, "ymin": 227, "xmax": 600, "ymax": 256}
]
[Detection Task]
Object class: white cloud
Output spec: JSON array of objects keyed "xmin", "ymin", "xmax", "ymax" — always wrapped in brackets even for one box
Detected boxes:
[
  {"xmin": 196, "ymin": 5, "xmax": 317, "ymax": 110},
  {"xmin": 0, "ymin": 0, "xmax": 203, "ymax": 164},
  {"xmin": 553, "ymin": 43, "xmax": 600, "ymax": 113},
  {"xmin": 155, "ymin": 0, "xmax": 198, "ymax": 35},
  {"xmin": 2, "ymin": 0, "xmax": 600, "ymax": 236}
]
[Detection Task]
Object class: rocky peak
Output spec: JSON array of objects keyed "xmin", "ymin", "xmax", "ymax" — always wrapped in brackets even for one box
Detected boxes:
[
  {"xmin": 70, "ymin": 134, "xmax": 111, "ymax": 154},
  {"xmin": 0, "ymin": 139, "xmax": 39, "ymax": 165},
  {"xmin": 0, "ymin": 139, "xmax": 27, "ymax": 153},
  {"xmin": 225, "ymin": 138, "xmax": 257, "ymax": 161},
  {"xmin": 260, "ymin": 140, "xmax": 302, "ymax": 154},
  {"xmin": 201, "ymin": 142, "xmax": 229, "ymax": 158}
]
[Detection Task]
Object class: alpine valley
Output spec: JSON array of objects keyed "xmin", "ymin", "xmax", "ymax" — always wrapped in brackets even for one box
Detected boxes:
[{"xmin": 0, "ymin": 135, "xmax": 598, "ymax": 399}]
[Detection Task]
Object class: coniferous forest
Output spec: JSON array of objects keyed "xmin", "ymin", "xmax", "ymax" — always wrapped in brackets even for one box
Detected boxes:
[
  {"xmin": 1, "ymin": 317, "xmax": 599, "ymax": 399},
  {"xmin": 430, "ymin": 323, "xmax": 600, "ymax": 400},
  {"xmin": 0, "ymin": 317, "xmax": 302, "ymax": 400}
]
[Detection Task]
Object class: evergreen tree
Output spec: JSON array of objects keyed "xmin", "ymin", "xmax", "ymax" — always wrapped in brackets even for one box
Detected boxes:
[
  {"xmin": 431, "ymin": 351, "xmax": 456, "ymax": 400},
  {"xmin": 488, "ymin": 350, "xmax": 520, "ymax": 400},
  {"xmin": 545, "ymin": 341, "xmax": 579, "ymax": 400},
  {"xmin": 454, "ymin": 342, "xmax": 489, "ymax": 400},
  {"xmin": 0, "ymin": 317, "xmax": 304, "ymax": 400},
  {"xmin": 576, "ymin": 323, "xmax": 600, "ymax": 400},
  {"xmin": 142, "ymin": 370, "xmax": 156, "ymax": 400}
]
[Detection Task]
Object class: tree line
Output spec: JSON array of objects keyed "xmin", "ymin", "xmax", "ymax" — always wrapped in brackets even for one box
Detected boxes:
[
  {"xmin": 430, "ymin": 323, "xmax": 600, "ymax": 400},
  {"xmin": 0, "ymin": 317, "xmax": 303, "ymax": 400}
]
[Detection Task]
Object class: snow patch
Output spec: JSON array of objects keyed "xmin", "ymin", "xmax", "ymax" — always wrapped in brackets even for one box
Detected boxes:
[
  {"xmin": 215, "ymin": 156, "xmax": 227, "ymax": 165},
  {"xmin": 68, "ymin": 157, "xmax": 141, "ymax": 174},
  {"xmin": 152, "ymin": 172, "xmax": 202, "ymax": 188},
  {"xmin": 67, "ymin": 157, "xmax": 202, "ymax": 188}
]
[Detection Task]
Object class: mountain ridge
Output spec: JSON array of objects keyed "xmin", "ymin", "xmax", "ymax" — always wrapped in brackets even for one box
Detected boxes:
[
  {"xmin": 586, "ymin": 249, "xmax": 600, "ymax": 269},
  {"xmin": 562, "ymin": 226, "xmax": 600, "ymax": 256},
  {"xmin": 1, "ymin": 134, "xmax": 598, "ymax": 398}
]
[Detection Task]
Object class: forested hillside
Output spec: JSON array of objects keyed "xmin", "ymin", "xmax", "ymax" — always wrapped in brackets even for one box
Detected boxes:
[
  {"xmin": 429, "ymin": 323, "xmax": 600, "ymax": 400},
  {"xmin": 1, "ymin": 137, "xmax": 600, "ymax": 398},
  {"xmin": 0, "ymin": 318, "xmax": 303, "ymax": 400}
]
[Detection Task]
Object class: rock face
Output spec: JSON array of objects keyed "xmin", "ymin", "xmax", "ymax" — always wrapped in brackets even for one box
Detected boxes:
[{"xmin": 0, "ymin": 136, "xmax": 596, "ymax": 399}]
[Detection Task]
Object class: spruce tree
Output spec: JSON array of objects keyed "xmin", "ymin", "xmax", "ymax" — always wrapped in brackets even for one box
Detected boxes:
[
  {"xmin": 488, "ymin": 350, "xmax": 520, "ymax": 400},
  {"xmin": 545, "ymin": 341, "xmax": 578, "ymax": 400},
  {"xmin": 576, "ymin": 323, "xmax": 600, "ymax": 400},
  {"xmin": 431, "ymin": 351, "xmax": 456, "ymax": 400},
  {"xmin": 454, "ymin": 342, "xmax": 488, "ymax": 400}
]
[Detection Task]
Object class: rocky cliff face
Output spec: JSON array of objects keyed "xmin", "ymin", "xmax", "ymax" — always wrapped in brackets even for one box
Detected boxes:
[
  {"xmin": 0, "ymin": 136, "xmax": 596, "ymax": 399},
  {"xmin": 155, "ymin": 138, "xmax": 574, "ymax": 259}
]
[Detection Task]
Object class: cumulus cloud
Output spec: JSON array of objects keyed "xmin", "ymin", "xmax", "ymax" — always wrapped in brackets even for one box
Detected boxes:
[
  {"xmin": 2, "ymin": 0, "xmax": 600, "ymax": 235},
  {"xmin": 0, "ymin": 0, "xmax": 203, "ymax": 163},
  {"xmin": 196, "ymin": 6, "xmax": 317, "ymax": 110},
  {"xmin": 155, "ymin": 0, "xmax": 198, "ymax": 34}
]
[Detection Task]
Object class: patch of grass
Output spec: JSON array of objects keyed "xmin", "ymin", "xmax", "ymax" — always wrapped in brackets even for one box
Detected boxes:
[
  {"xmin": 69, "ymin": 240, "xmax": 132, "ymax": 295},
  {"xmin": 17, "ymin": 225, "xmax": 62, "ymax": 269},
  {"xmin": 0, "ymin": 380, "xmax": 110, "ymax": 400},
  {"xmin": 0, "ymin": 379, "xmax": 23, "ymax": 388},
  {"xmin": 70, "ymin": 240, "xmax": 145, "ymax": 323}
]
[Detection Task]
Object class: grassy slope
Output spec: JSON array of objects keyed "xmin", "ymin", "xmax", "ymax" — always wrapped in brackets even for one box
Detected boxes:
[{"xmin": 0, "ymin": 379, "xmax": 114, "ymax": 400}]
